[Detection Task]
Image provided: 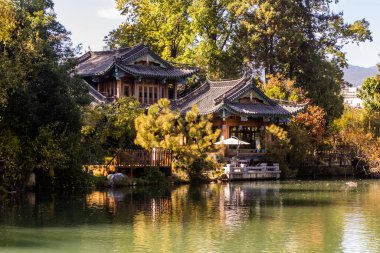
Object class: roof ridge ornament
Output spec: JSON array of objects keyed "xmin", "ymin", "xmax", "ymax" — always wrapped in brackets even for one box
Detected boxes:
[
  {"xmin": 272, "ymin": 98, "xmax": 310, "ymax": 107},
  {"xmin": 207, "ymin": 75, "xmax": 245, "ymax": 84},
  {"xmin": 114, "ymin": 65, "xmax": 121, "ymax": 80},
  {"xmin": 214, "ymin": 93, "xmax": 227, "ymax": 106}
]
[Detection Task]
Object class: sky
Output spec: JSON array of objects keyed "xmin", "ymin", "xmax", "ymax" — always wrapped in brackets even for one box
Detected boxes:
[{"xmin": 54, "ymin": 0, "xmax": 380, "ymax": 68}]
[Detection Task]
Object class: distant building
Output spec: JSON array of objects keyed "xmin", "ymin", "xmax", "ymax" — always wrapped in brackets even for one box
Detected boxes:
[{"xmin": 342, "ymin": 87, "xmax": 363, "ymax": 108}]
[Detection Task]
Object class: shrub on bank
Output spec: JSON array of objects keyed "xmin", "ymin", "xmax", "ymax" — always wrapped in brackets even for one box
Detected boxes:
[{"xmin": 90, "ymin": 175, "xmax": 108, "ymax": 188}]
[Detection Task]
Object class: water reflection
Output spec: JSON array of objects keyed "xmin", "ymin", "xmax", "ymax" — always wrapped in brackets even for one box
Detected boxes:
[{"xmin": 0, "ymin": 181, "xmax": 380, "ymax": 252}]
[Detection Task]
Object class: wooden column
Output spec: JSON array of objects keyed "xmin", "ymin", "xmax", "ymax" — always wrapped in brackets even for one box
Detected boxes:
[
  {"xmin": 134, "ymin": 79, "xmax": 138, "ymax": 100},
  {"xmin": 116, "ymin": 79, "xmax": 122, "ymax": 98},
  {"xmin": 174, "ymin": 82, "xmax": 178, "ymax": 99},
  {"xmin": 142, "ymin": 80, "xmax": 145, "ymax": 104},
  {"xmin": 265, "ymin": 122, "xmax": 272, "ymax": 152}
]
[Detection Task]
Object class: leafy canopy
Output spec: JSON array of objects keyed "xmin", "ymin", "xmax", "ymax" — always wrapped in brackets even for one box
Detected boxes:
[
  {"xmin": 358, "ymin": 76, "xmax": 380, "ymax": 112},
  {"xmin": 108, "ymin": 0, "xmax": 243, "ymax": 79},
  {"xmin": 262, "ymin": 74, "xmax": 307, "ymax": 102},
  {"xmin": 0, "ymin": 0, "xmax": 90, "ymax": 190}
]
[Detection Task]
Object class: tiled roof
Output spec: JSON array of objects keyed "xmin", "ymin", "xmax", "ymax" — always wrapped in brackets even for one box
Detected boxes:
[
  {"xmin": 118, "ymin": 64, "xmax": 198, "ymax": 79},
  {"xmin": 75, "ymin": 44, "xmax": 198, "ymax": 79},
  {"xmin": 225, "ymin": 103, "xmax": 290, "ymax": 117},
  {"xmin": 279, "ymin": 103, "xmax": 307, "ymax": 115},
  {"xmin": 174, "ymin": 76, "xmax": 306, "ymax": 117},
  {"xmin": 76, "ymin": 52, "xmax": 118, "ymax": 77},
  {"xmin": 173, "ymin": 77, "xmax": 245, "ymax": 114}
]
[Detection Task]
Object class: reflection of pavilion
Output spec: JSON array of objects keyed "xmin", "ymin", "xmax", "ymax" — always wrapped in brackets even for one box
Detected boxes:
[
  {"xmin": 223, "ymin": 182, "xmax": 281, "ymax": 205},
  {"xmin": 220, "ymin": 182, "xmax": 281, "ymax": 229}
]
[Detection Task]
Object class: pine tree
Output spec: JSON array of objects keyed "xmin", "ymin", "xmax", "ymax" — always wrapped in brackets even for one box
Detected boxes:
[{"xmin": 134, "ymin": 99, "xmax": 220, "ymax": 180}]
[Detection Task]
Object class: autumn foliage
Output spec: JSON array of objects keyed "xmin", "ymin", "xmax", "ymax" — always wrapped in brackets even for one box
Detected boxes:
[
  {"xmin": 333, "ymin": 107, "xmax": 380, "ymax": 175},
  {"xmin": 263, "ymin": 74, "xmax": 307, "ymax": 103},
  {"xmin": 291, "ymin": 105, "xmax": 327, "ymax": 145}
]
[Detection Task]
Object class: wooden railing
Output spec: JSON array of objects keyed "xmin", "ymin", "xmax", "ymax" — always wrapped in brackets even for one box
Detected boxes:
[
  {"xmin": 112, "ymin": 148, "xmax": 172, "ymax": 167},
  {"xmin": 83, "ymin": 149, "xmax": 172, "ymax": 176}
]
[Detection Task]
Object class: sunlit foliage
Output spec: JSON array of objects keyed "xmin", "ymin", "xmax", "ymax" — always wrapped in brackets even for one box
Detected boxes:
[{"xmin": 135, "ymin": 99, "xmax": 220, "ymax": 181}]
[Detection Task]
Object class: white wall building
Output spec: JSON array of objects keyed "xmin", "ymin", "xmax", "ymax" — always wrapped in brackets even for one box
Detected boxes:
[{"xmin": 342, "ymin": 87, "xmax": 364, "ymax": 108}]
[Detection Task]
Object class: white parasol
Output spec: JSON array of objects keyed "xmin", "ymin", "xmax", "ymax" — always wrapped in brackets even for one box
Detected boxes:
[
  {"xmin": 214, "ymin": 136, "xmax": 250, "ymax": 158},
  {"xmin": 214, "ymin": 138, "xmax": 250, "ymax": 145}
]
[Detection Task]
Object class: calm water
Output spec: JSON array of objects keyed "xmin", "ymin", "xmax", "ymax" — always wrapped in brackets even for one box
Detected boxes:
[{"xmin": 1, "ymin": 181, "xmax": 380, "ymax": 253}]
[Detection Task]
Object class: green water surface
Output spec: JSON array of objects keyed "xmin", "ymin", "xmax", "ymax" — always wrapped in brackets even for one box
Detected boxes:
[{"xmin": 1, "ymin": 180, "xmax": 380, "ymax": 253}]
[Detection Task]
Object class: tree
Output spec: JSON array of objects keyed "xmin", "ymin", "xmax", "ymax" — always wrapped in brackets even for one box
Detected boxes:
[
  {"xmin": 81, "ymin": 97, "xmax": 144, "ymax": 164},
  {"xmin": 262, "ymin": 73, "xmax": 307, "ymax": 102},
  {"xmin": 107, "ymin": 0, "xmax": 194, "ymax": 61},
  {"xmin": 291, "ymin": 105, "xmax": 327, "ymax": 147},
  {"xmin": 106, "ymin": 0, "xmax": 243, "ymax": 79},
  {"xmin": 0, "ymin": 0, "xmax": 90, "ymax": 191},
  {"xmin": 134, "ymin": 99, "xmax": 220, "ymax": 181},
  {"xmin": 266, "ymin": 122, "xmax": 314, "ymax": 177},
  {"xmin": 333, "ymin": 108, "xmax": 380, "ymax": 175},
  {"xmin": 135, "ymin": 99, "xmax": 184, "ymax": 151},
  {"xmin": 188, "ymin": 0, "xmax": 242, "ymax": 78},
  {"xmin": 108, "ymin": 0, "xmax": 371, "ymax": 118},
  {"xmin": 178, "ymin": 105, "xmax": 221, "ymax": 180},
  {"xmin": 266, "ymin": 105, "xmax": 328, "ymax": 176},
  {"xmin": 358, "ymin": 76, "xmax": 380, "ymax": 112},
  {"xmin": 234, "ymin": 0, "xmax": 371, "ymax": 119},
  {"xmin": 100, "ymin": 97, "xmax": 143, "ymax": 149}
]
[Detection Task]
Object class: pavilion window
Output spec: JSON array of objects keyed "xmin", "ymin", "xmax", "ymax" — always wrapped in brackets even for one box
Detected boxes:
[
  {"xmin": 153, "ymin": 87, "xmax": 158, "ymax": 103},
  {"xmin": 168, "ymin": 83, "xmax": 174, "ymax": 99},
  {"xmin": 229, "ymin": 126, "xmax": 262, "ymax": 150},
  {"xmin": 123, "ymin": 78, "xmax": 133, "ymax": 97},
  {"xmin": 161, "ymin": 87, "xmax": 165, "ymax": 98},
  {"xmin": 144, "ymin": 86, "xmax": 148, "ymax": 104},
  {"xmin": 124, "ymin": 85, "xmax": 130, "ymax": 97},
  {"xmin": 149, "ymin": 87, "xmax": 153, "ymax": 103},
  {"xmin": 139, "ymin": 86, "xmax": 143, "ymax": 103},
  {"xmin": 136, "ymin": 79, "xmax": 161, "ymax": 104}
]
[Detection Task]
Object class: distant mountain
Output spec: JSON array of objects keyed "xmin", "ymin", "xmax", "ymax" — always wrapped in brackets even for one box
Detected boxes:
[{"xmin": 343, "ymin": 64, "xmax": 378, "ymax": 87}]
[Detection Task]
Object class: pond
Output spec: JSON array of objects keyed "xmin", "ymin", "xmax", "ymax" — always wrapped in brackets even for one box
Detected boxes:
[{"xmin": 1, "ymin": 180, "xmax": 380, "ymax": 253}]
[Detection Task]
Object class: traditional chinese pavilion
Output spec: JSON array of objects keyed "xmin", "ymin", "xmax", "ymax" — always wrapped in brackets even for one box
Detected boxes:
[
  {"xmin": 76, "ymin": 44, "xmax": 305, "ymax": 159},
  {"xmin": 173, "ymin": 76, "xmax": 305, "ymax": 156},
  {"xmin": 76, "ymin": 43, "xmax": 198, "ymax": 104}
]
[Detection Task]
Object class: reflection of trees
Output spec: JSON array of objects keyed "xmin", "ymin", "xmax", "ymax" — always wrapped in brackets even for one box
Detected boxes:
[
  {"xmin": 219, "ymin": 182, "xmax": 345, "ymax": 253},
  {"xmin": 86, "ymin": 187, "xmax": 174, "ymax": 224},
  {"xmin": 341, "ymin": 182, "xmax": 380, "ymax": 252},
  {"xmin": 2, "ymin": 182, "xmax": 380, "ymax": 252}
]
